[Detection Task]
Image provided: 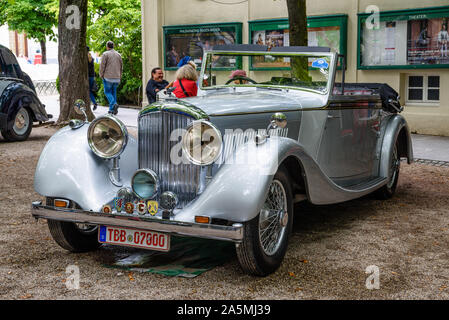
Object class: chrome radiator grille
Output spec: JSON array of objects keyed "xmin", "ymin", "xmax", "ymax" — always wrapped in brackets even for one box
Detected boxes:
[{"xmin": 138, "ymin": 111, "xmax": 200, "ymax": 207}]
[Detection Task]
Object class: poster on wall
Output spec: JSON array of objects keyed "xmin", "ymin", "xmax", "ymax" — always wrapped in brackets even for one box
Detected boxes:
[
  {"xmin": 164, "ymin": 23, "xmax": 242, "ymax": 70},
  {"xmin": 407, "ymin": 18, "xmax": 449, "ymax": 65}
]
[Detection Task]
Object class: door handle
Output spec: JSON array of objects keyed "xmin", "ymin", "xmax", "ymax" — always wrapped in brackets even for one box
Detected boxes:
[{"xmin": 327, "ymin": 115, "xmax": 341, "ymax": 119}]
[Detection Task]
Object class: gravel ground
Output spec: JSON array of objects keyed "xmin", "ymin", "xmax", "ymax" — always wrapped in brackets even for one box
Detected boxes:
[{"xmin": 0, "ymin": 126, "xmax": 448, "ymax": 300}]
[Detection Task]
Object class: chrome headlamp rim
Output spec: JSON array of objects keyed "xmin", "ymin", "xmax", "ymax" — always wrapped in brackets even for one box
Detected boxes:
[
  {"xmin": 87, "ymin": 115, "xmax": 128, "ymax": 159},
  {"xmin": 182, "ymin": 120, "xmax": 223, "ymax": 166},
  {"xmin": 131, "ymin": 168, "xmax": 159, "ymax": 200}
]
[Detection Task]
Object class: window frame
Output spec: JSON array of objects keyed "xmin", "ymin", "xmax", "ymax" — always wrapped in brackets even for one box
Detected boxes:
[{"xmin": 406, "ymin": 74, "xmax": 440, "ymax": 104}]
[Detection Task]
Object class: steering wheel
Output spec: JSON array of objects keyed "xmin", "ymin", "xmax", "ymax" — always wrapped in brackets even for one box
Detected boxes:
[{"xmin": 225, "ymin": 76, "xmax": 258, "ymax": 85}]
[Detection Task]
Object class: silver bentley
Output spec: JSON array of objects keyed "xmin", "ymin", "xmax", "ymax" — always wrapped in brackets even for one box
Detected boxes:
[{"xmin": 31, "ymin": 45, "xmax": 413, "ymax": 276}]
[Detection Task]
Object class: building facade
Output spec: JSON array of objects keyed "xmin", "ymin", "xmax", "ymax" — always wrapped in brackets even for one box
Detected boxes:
[{"xmin": 141, "ymin": 0, "xmax": 449, "ymax": 136}]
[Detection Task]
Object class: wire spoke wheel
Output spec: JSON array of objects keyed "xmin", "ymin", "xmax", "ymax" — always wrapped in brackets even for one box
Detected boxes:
[
  {"xmin": 235, "ymin": 166, "xmax": 293, "ymax": 276},
  {"xmin": 387, "ymin": 145, "xmax": 400, "ymax": 189},
  {"xmin": 258, "ymin": 180, "xmax": 288, "ymax": 256}
]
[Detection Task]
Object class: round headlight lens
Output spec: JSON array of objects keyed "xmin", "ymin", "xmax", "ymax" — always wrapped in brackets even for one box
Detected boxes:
[
  {"xmin": 131, "ymin": 169, "xmax": 159, "ymax": 199},
  {"xmin": 182, "ymin": 121, "xmax": 222, "ymax": 166},
  {"xmin": 87, "ymin": 116, "xmax": 128, "ymax": 159}
]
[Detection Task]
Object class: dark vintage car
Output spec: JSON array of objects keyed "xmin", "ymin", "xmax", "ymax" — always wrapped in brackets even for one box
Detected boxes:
[{"xmin": 0, "ymin": 44, "xmax": 50, "ymax": 141}]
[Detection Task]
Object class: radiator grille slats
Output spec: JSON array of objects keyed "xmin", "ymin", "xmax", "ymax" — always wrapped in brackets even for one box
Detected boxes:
[{"xmin": 138, "ymin": 111, "xmax": 200, "ymax": 207}]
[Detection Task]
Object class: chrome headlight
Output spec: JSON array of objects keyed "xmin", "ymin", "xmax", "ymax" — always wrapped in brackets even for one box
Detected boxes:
[
  {"xmin": 131, "ymin": 169, "xmax": 159, "ymax": 200},
  {"xmin": 87, "ymin": 115, "xmax": 128, "ymax": 159},
  {"xmin": 182, "ymin": 120, "xmax": 223, "ymax": 166}
]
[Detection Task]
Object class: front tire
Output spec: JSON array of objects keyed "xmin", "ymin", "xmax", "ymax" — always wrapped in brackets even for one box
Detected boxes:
[
  {"xmin": 236, "ymin": 166, "xmax": 293, "ymax": 276},
  {"xmin": 47, "ymin": 220, "xmax": 100, "ymax": 253}
]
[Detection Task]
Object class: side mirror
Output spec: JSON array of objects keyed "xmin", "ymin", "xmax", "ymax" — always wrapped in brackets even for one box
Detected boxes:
[
  {"xmin": 271, "ymin": 112, "xmax": 287, "ymax": 129},
  {"xmin": 256, "ymin": 112, "xmax": 288, "ymax": 145},
  {"xmin": 70, "ymin": 99, "xmax": 88, "ymax": 129},
  {"xmin": 74, "ymin": 99, "xmax": 88, "ymax": 121}
]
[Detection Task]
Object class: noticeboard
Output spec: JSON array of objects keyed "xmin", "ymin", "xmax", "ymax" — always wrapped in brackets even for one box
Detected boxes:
[
  {"xmin": 163, "ymin": 22, "xmax": 243, "ymax": 70},
  {"xmin": 248, "ymin": 15, "xmax": 348, "ymax": 70},
  {"xmin": 358, "ymin": 6, "xmax": 449, "ymax": 69}
]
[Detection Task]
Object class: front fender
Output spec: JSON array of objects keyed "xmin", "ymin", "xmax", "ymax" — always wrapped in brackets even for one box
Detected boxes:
[{"xmin": 34, "ymin": 125, "xmax": 138, "ymax": 211}]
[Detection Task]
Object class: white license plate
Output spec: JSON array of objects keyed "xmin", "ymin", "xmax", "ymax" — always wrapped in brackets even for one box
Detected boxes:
[{"xmin": 98, "ymin": 226, "xmax": 170, "ymax": 252}]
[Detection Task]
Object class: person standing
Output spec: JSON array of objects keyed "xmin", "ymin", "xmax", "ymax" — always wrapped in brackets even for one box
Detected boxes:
[
  {"xmin": 99, "ymin": 41, "xmax": 123, "ymax": 115},
  {"xmin": 146, "ymin": 67, "xmax": 169, "ymax": 104},
  {"xmin": 87, "ymin": 47, "xmax": 98, "ymax": 110}
]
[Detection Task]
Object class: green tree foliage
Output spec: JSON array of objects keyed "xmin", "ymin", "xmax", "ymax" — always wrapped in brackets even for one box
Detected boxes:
[
  {"xmin": 88, "ymin": 0, "xmax": 142, "ymax": 105},
  {"xmin": 0, "ymin": 0, "xmax": 57, "ymax": 63}
]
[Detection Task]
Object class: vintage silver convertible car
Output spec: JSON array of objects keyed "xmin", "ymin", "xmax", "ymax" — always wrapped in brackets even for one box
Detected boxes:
[{"xmin": 32, "ymin": 45, "xmax": 413, "ymax": 276}]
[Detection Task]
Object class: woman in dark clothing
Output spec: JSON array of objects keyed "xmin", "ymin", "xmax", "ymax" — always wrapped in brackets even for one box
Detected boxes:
[{"xmin": 88, "ymin": 50, "xmax": 98, "ymax": 110}]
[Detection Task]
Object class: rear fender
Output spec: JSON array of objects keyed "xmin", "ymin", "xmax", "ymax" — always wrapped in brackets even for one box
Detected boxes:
[{"xmin": 379, "ymin": 114, "xmax": 413, "ymax": 179}]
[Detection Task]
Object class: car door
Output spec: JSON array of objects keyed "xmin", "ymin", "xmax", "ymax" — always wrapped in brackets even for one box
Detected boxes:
[{"xmin": 317, "ymin": 96, "xmax": 382, "ymax": 187}]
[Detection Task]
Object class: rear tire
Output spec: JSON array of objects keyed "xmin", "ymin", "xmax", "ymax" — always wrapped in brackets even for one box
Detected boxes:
[
  {"xmin": 47, "ymin": 220, "xmax": 100, "ymax": 253},
  {"xmin": 236, "ymin": 166, "xmax": 293, "ymax": 276},
  {"xmin": 375, "ymin": 141, "xmax": 400, "ymax": 200},
  {"xmin": 1, "ymin": 107, "xmax": 33, "ymax": 141}
]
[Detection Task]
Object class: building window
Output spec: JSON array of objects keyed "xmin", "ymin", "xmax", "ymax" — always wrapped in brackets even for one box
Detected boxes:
[{"xmin": 406, "ymin": 75, "xmax": 440, "ymax": 103}]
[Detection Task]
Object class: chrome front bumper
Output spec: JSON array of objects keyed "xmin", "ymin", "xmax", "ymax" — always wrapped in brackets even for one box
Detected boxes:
[{"xmin": 31, "ymin": 201, "xmax": 243, "ymax": 243}]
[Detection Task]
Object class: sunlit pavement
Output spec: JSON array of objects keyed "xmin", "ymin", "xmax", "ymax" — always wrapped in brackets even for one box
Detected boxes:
[
  {"xmin": 38, "ymin": 94, "xmax": 449, "ymax": 162},
  {"xmin": 39, "ymin": 95, "xmax": 139, "ymax": 128}
]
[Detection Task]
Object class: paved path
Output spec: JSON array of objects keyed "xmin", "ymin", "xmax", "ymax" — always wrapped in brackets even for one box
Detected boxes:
[
  {"xmin": 39, "ymin": 95, "xmax": 449, "ymax": 162},
  {"xmin": 40, "ymin": 95, "xmax": 139, "ymax": 128}
]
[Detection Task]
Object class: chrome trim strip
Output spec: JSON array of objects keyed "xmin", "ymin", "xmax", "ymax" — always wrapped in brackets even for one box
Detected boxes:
[{"xmin": 31, "ymin": 202, "xmax": 243, "ymax": 243}]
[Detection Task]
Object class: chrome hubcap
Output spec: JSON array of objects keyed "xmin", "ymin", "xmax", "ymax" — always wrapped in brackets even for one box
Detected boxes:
[
  {"xmin": 13, "ymin": 108, "xmax": 29, "ymax": 135},
  {"xmin": 259, "ymin": 180, "xmax": 288, "ymax": 256}
]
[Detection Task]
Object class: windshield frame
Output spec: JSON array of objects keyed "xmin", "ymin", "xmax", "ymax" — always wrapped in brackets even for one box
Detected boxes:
[{"xmin": 199, "ymin": 50, "xmax": 337, "ymax": 95}]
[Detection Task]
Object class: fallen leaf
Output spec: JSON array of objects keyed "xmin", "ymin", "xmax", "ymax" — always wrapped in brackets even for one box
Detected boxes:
[
  {"xmin": 300, "ymin": 259, "xmax": 309, "ymax": 264},
  {"xmin": 439, "ymin": 285, "xmax": 447, "ymax": 291},
  {"xmin": 20, "ymin": 294, "xmax": 32, "ymax": 299},
  {"xmin": 128, "ymin": 272, "xmax": 135, "ymax": 281},
  {"xmin": 391, "ymin": 272, "xmax": 399, "ymax": 275},
  {"xmin": 294, "ymin": 287, "xmax": 303, "ymax": 292},
  {"xmin": 289, "ymin": 272, "xmax": 296, "ymax": 277}
]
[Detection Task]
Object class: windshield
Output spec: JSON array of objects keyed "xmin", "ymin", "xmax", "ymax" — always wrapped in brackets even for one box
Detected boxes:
[{"xmin": 200, "ymin": 51, "xmax": 334, "ymax": 94}]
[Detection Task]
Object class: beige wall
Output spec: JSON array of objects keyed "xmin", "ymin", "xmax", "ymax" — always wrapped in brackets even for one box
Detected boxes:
[{"xmin": 142, "ymin": 0, "xmax": 449, "ymax": 136}]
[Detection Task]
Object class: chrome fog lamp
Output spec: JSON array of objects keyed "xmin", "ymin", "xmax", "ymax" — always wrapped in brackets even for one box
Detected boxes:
[
  {"xmin": 131, "ymin": 169, "xmax": 159, "ymax": 200},
  {"xmin": 87, "ymin": 115, "xmax": 128, "ymax": 159},
  {"xmin": 182, "ymin": 120, "xmax": 223, "ymax": 166},
  {"xmin": 160, "ymin": 191, "xmax": 178, "ymax": 210}
]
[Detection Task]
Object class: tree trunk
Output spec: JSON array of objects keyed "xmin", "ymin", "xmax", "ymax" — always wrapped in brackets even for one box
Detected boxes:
[
  {"xmin": 39, "ymin": 39, "xmax": 47, "ymax": 65},
  {"xmin": 57, "ymin": 0, "xmax": 94, "ymax": 124},
  {"xmin": 286, "ymin": 0, "xmax": 310, "ymax": 81}
]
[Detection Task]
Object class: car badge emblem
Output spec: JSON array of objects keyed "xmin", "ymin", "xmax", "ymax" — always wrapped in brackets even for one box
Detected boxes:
[
  {"xmin": 114, "ymin": 197, "xmax": 124, "ymax": 213},
  {"xmin": 136, "ymin": 200, "xmax": 147, "ymax": 215},
  {"xmin": 102, "ymin": 205, "xmax": 112, "ymax": 214},
  {"xmin": 147, "ymin": 200, "xmax": 158, "ymax": 216},
  {"xmin": 125, "ymin": 202, "xmax": 134, "ymax": 214}
]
